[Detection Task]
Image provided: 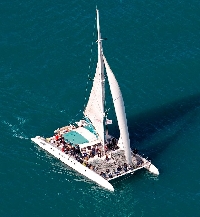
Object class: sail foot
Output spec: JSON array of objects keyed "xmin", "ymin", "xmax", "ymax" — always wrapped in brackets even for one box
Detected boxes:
[
  {"xmin": 124, "ymin": 147, "xmax": 132, "ymax": 165},
  {"xmin": 118, "ymin": 137, "xmax": 132, "ymax": 164}
]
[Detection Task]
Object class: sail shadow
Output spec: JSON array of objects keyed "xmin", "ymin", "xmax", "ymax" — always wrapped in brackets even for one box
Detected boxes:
[
  {"xmin": 141, "ymin": 128, "xmax": 182, "ymax": 163},
  {"xmin": 128, "ymin": 93, "xmax": 200, "ymax": 150}
]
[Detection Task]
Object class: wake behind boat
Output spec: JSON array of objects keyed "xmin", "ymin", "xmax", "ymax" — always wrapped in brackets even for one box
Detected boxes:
[{"xmin": 31, "ymin": 9, "xmax": 159, "ymax": 191}]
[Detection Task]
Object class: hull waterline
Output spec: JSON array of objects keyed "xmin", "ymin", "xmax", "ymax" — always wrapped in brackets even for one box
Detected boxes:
[{"xmin": 31, "ymin": 137, "xmax": 114, "ymax": 191}]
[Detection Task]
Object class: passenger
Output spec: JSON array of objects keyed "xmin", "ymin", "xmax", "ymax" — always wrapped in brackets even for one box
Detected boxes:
[
  {"xmin": 83, "ymin": 152, "xmax": 87, "ymax": 158},
  {"xmin": 108, "ymin": 173, "xmax": 113, "ymax": 178},
  {"xmin": 128, "ymin": 164, "xmax": 133, "ymax": 170},
  {"xmin": 100, "ymin": 171, "xmax": 106, "ymax": 178},
  {"xmin": 115, "ymin": 144, "xmax": 119, "ymax": 150},
  {"xmin": 67, "ymin": 144, "xmax": 71, "ymax": 150},
  {"xmin": 104, "ymin": 145, "xmax": 108, "ymax": 153},
  {"xmin": 61, "ymin": 138, "xmax": 65, "ymax": 144},
  {"xmin": 70, "ymin": 148, "xmax": 75, "ymax": 156},
  {"xmin": 91, "ymin": 146, "xmax": 95, "ymax": 157},
  {"xmin": 75, "ymin": 154, "xmax": 78, "ymax": 160},
  {"xmin": 106, "ymin": 169, "xmax": 110, "ymax": 173},
  {"xmin": 89, "ymin": 151, "xmax": 93, "ymax": 158},
  {"xmin": 112, "ymin": 138, "xmax": 117, "ymax": 150},
  {"xmin": 124, "ymin": 163, "xmax": 128, "ymax": 172},
  {"xmin": 97, "ymin": 149, "xmax": 101, "ymax": 158},
  {"xmin": 79, "ymin": 152, "xmax": 83, "ymax": 158},
  {"xmin": 133, "ymin": 148, "xmax": 138, "ymax": 154},
  {"xmin": 113, "ymin": 168, "xmax": 119, "ymax": 176},
  {"xmin": 55, "ymin": 134, "xmax": 59, "ymax": 141},
  {"xmin": 79, "ymin": 158, "xmax": 83, "ymax": 164},
  {"xmin": 75, "ymin": 145, "xmax": 81, "ymax": 154},
  {"xmin": 71, "ymin": 146, "xmax": 76, "ymax": 155},
  {"xmin": 117, "ymin": 165, "xmax": 122, "ymax": 172}
]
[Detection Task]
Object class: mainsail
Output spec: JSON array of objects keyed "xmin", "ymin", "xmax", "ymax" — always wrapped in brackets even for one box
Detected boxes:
[
  {"xmin": 84, "ymin": 9, "xmax": 105, "ymax": 145},
  {"xmin": 103, "ymin": 55, "xmax": 132, "ymax": 164}
]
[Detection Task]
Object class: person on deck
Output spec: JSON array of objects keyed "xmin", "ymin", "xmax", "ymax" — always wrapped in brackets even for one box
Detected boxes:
[
  {"xmin": 91, "ymin": 146, "xmax": 95, "ymax": 157},
  {"xmin": 55, "ymin": 134, "xmax": 59, "ymax": 141},
  {"xmin": 97, "ymin": 149, "xmax": 101, "ymax": 158},
  {"xmin": 104, "ymin": 145, "xmax": 108, "ymax": 153}
]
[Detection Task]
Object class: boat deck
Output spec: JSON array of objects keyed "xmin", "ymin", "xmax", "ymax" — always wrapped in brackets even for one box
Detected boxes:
[
  {"xmin": 88, "ymin": 149, "xmax": 149, "ymax": 181},
  {"xmin": 42, "ymin": 135, "xmax": 150, "ymax": 181}
]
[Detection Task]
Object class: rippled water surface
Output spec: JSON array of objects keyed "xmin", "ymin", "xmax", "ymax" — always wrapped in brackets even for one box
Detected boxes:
[{"xmin": 0, "ymin": 1, "xmax": 200, "ymax": 216}]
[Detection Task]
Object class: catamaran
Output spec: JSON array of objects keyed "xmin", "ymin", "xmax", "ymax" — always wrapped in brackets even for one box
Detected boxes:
[{"xmin": 31, "ymin": 9, "xmax": 159, "ymax": 191}]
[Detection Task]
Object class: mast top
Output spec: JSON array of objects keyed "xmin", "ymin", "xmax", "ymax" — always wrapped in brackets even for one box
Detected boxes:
[{"xmin": 96, "ymin": 9, "xmax": 101, "ymax": 43}]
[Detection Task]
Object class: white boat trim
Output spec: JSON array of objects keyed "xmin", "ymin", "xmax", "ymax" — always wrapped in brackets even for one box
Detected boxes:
[{"xmin": 31, "ymin": 137, "xmax": 114, "ymax": 191}]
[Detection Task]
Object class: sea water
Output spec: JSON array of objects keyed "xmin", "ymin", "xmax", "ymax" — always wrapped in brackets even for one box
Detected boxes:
[{"xmin": 0, "ymin": 0, "xmax": 200, "ymax": 216}]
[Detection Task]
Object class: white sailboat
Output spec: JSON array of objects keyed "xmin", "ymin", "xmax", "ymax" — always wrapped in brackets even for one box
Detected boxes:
[{"xmin": 31, "ymin": 9, "xmax": 159, "ymax": 191}]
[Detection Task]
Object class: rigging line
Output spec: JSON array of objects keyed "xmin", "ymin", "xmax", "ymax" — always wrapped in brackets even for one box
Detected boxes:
[
  {"xmin": 68, "ymin": 109, "xmax": 83, "ymax": 125},
  {"xmin": 104, "ymin": 72, "xmax": 114, "ymax": 115}
]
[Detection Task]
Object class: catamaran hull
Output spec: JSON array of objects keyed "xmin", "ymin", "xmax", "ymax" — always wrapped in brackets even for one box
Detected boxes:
[
  {"xmin": 144, "ymin": 163, "xmax": 159, "ymax": 175},
  {"xmin": 31, "ymin": 137, "xmax": 114, "ymax": 192}
]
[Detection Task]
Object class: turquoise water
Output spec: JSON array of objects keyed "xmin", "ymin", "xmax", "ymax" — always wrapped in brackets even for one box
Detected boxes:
[{"xmin": 1, "ymin": 1, "xmax": 200, "ymax": 216}]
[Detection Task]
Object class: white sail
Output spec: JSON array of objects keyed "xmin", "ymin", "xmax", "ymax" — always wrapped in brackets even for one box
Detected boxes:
[
  {"xmin": 84, "ymin": 9, "xmax": 105, "ymax": 145},
  {"xmin": 103, "ymin": 55, "xmax": 132, "ymax": 164}
]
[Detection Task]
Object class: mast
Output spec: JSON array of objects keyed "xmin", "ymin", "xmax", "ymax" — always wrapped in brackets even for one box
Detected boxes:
[
  {"xmin": 96, "ymin": 9, "xmax": 105, "ymax": 147},
  {"xmin": 84, "ymin": 9, "xmax": 105, "ymax": 146}
]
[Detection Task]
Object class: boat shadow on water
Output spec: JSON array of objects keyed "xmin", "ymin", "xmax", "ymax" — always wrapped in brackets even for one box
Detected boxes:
[
  {"xmin": 128, "ymin": 93, "xmax": 200, "ymax": 159},
  {"xmin": 110, "ymin": 169, "xmax": 147, "ymax": 190}
]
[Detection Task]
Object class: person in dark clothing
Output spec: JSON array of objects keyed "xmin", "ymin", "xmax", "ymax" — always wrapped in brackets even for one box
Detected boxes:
[{"xmin": 133, "ymin": 148, "xmax": 138, "ymax": 154}]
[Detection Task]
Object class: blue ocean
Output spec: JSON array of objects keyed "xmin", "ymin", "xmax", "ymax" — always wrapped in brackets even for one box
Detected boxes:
[{"xmin": 0, "ymin": 1, "xmax": 200, "ymax": 216}]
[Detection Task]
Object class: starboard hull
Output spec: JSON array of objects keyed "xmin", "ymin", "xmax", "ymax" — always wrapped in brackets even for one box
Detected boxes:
[
  {"xmin": 31, "ymin": 137, "xmax": 114, "ymax": 191},
  {"xmin": 31, "ymin": 136, "xmax": 159, "ymax": 191}
]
